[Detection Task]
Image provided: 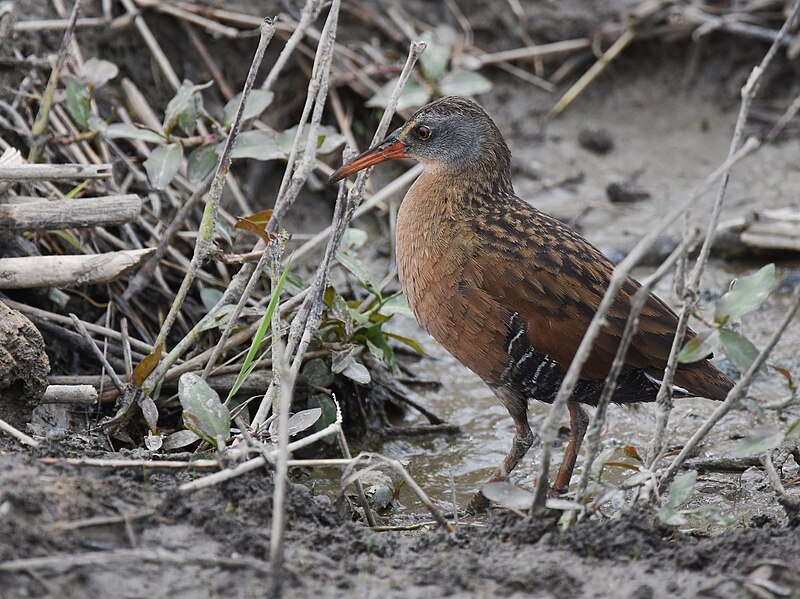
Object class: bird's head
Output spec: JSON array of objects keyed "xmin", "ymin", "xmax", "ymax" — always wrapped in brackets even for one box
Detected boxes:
[{"xmin": 328, "ymin": 96, "xmax": 511, "ymax": 184}]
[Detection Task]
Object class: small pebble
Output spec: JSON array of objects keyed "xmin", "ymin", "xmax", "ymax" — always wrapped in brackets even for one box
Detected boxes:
[
  {"xmin": 741, "ymin": 466, "xmax": 766, "ymax": 488},
  {"xmin": 606, "ymin": 180, "xmax": 652, "ymax": 203},
  {"xmin": 578, "ymin": 127, "xmax": 614, "ymax": 154}
]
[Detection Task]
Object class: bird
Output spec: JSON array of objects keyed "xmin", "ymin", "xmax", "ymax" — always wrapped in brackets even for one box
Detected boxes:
[{"xmin": 328, "ymin": 96, "xmax": 734, "ymax": 513}]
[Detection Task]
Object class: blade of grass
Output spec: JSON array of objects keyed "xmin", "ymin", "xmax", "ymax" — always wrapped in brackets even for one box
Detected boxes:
[{"xmin": 225, "ymin": 256, "xmax": 292, "ymax": 402}]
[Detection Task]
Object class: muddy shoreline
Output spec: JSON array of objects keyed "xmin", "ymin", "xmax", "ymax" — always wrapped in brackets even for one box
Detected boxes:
[{"xmin": 1, "ymin": 444, "xmax": 799, "ymax": 599}]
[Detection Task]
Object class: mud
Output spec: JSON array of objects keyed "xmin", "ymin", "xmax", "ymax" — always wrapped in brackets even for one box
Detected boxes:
[{"xmin": 1, "ymin": 443, "xmax": 799, "ymax": 599}]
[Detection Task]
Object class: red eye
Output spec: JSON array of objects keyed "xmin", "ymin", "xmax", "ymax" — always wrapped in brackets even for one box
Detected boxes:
[{"xmin": 417, "ymin": 125, "xmax": 430, "ymax": 140}]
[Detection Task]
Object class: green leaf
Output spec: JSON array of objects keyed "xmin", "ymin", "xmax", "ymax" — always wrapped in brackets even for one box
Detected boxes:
[
  {"xmin": 366, "ymin": 78, "xmax": 430, "ymax": 111},
  {"xmin": 593, "ymin": 447, "xmax": 617, "ymax": 480},
  {"xmin": 329, "ymin": 292, "xmax": 353, "ymax": 338},
  {"xmin": 230, "ymin": 130, "xmax": 285, "ymax": 161},
  {"xmin": 684, "ymin": 505, "xmax": 737, "ymax": 526},
  {"xmin": 162, "ymin": 429, "xmax": 201, "ymax": 450},
  {"xmin": 620, "ymin": 471, "xmax": 653, "ymax": 489},
  {"xmin": 186, "ymin": 144, "xmax": 218, "ymax": 183},
  {"xmin": 366, "ymin": 325, "xmax": 398, "ymax": 374},
  {"xmin": 282, "ymin": 272, "xmax": 307, "ymax": 296},
  {"xmin": 307, "ymin": 393, "xmax": 337, "ymax": 444},
  {"xmin": 302, "ymin": 358, "xmax": 335, "ymax": 388},
  {"xmin": 223, "ymin": 90, "xmax": 274, "ymax": 128},
  {"xmin": 378, "ymin": 293, "xmax": 415, "ymax": 319},
  {"xmin": 144, "ymin": 143, "xmax": 182, "ymax": 190},
  {"xmin": 51, "ymin": 229, "xmax": 82, "ymax": 251},
  {"xmin": 335, "ymin": 249, "xmax": 376, "ymax": 290},
  {"xmin": 385, "ymin": 332, "xmax": 426, "ymax": 355},
  {"xmin": 342, "ymin": 361, "xmax": 371, "ymax": 384},
  {"xmin": 178, "ymin": 373, "xmax": 231, "ymax": 447},
  {"xmin": 64, "ymin": 77, "xmax": 91, "ymax": 130},
  {"xmin": 81, "ymin": 58, "xmax": 118, "ymax": 89},
  {"xmin": 677, "ymin": 329, "xmax": 718, "ymax": 364},
  {"xmin": 331, "ymin": 347, "xmax": 356, "ymax": 374},
  {"xmin": 665, "ymin": 470, "xmax": 696, "ymax": 509},
  {"xmin": 366, "ymin": 338, "xmax": 386, "ymax": 362},
  {"xmin": 104, "ymin": 123, "xmax": 165, "ymax": 143},
  {"xmin": 226, "ymin": 258, "xmax": 292, "ymax": 402},
  {"xmin": 340, "ymin": 227, "xmax": 368, "ymax": 251},
  {"xmin": 439, "ymin": 69, "xmax": 493, "ymax": 96},
  {"xmin": 419, "ymin": 32, "xmax": 453, "ymax": 81},
  {"xmin": 731, "ymin": 427, "xmax": 784, "ymax": 457},
  {"xmin": 269, "ymin": 408, "xmax": 322, "ymax": 441},
  {"xmin": 163, "ymin": 79, "xmax": 213, "ymax": 134},
  {"xmin": 200, "ymin": 287, "xmax": 223, "ymax": 312},
  {"xmin": 216, "ymin": 222, "xmax": 233, "ymax": 248},
  {"xmin": 715, "ymin": 264, "xmax": 776, "ymax": 323},
  {"xmin": 718, "ymin": 328, "xmax": 760, "ymax": 373},
  {"xmin": 658, "ymin": 506, "xmax": 686, "ymax": 526}
]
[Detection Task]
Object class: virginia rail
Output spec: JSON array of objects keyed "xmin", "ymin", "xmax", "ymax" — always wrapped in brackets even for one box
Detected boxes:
[{"xmin": 329, "ymin": 96, "xmax": 734, "ymax": 512}]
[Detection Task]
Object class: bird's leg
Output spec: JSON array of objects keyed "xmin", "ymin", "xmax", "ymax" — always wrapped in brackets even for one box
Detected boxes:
[
  {"xmin": 467, "ymin": 416, "xmax": 534, "ymax": 514},
  {"xmin": 553, "ymin": 401, "xmax": 589, "ymax": 496}
]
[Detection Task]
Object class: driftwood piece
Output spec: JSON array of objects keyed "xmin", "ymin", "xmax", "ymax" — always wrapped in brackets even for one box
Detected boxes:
[
  {"xmin": 0, "ymin": 248, "xmax": 154, "ymax": 289},
  {"xmin": 0, "ymin": 163, "xmax": 112, "ymax": 181},
  {"xmin": 40, "ymin": 384, "xmax": 98, "ymax": 405},
  {"xmin": 0, "ymin": 195, "xmax": 142, "ymax": 230},
  {"xmin": 714, "ymin": 209, "xmax": 800, "ymax": 257},
  {"xmin": 49, "ymin": 372, "xmax": 273, "ymax": 399}
]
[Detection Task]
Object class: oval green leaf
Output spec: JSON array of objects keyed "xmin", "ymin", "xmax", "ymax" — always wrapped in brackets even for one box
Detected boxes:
[
  {"xmin": 104, "ymin": 123, "xmax": 165, "ymax": 143},
  {"xmin": 163, "ymin": 79, "xmax": 213, "ymax": 133},
  {"xmin": 223, "ymin": 90, "xmax": 274, "ymax": 128},
  {"xmin": 230, "ymin": 130, "xmax": 285, "ymax": 161},
  {"xmin": 718, "ymin": 328, "xmax": 760, "ymax": 373},
  {"xmin": 439, "ymin": 69, "xmax": 493, "ymax": 96},
  {"xmin": 715, "ymin": 264, "xmax": 776, "ymax": 323},
  {"xmin": 65, "ymin": 78, "xmax": 91, "ymax": 130},
  {"xmin": 366, "ymin": 78, "xmax": 430, "ymax": 111},
  {"xmin": 187, "ymin": 144, "xmax": 218, "ymax": 183},
  {"xmin": 81, "ymin": 58, "xmax": 118, "ymax": 89},
  {"xmin": 665, "ymin": 470, "xmax": 696, "ymax": 509},
  {"xmin": 677, "ymin": 329, "xmax": 718, "ymax": 364},
  {"xmin": 144, "ymin": 143, "xmax": 182, "ymax": 190},
  {"xmin": 178, "ymin": 373, "xmax": 231, "ymax": 447},
  {"xmin": 342, "ymin": 361, "xmax": 371, "ymax": 385}
]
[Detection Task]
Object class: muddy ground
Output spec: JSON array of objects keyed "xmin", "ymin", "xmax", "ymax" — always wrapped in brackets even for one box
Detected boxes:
[
  {"xmin": 1, "ymin": 438, "xmax": 799, "ymax": 599},
  {"xmin": 3, "ymin": 1, "xmax": 800, "ymax": 598}
]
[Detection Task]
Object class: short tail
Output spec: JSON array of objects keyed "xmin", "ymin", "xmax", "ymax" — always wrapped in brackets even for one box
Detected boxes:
[{"xmin": 673, "ymin": 360, "xmax": 735, "ymax": 402}]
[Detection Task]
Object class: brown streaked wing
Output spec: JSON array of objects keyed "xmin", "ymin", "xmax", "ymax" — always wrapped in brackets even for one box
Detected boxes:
[{"xmin": 475, "ymin": 203, "xmax": 693, "ymax": 381}]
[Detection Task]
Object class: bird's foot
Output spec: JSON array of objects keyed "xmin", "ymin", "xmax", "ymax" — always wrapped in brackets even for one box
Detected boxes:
[{"xmin": 466, "ymin": 491, "xmax": 491, "ymax": 515}]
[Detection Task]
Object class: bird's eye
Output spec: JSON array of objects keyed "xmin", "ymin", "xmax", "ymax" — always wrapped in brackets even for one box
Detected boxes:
[{"xmin": 417, "ymin": 125, "xmax": 431, "ymax": 140}]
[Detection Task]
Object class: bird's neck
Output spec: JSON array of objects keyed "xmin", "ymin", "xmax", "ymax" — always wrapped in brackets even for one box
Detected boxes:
[{"xmin": 413, "ymin": 161, "xmax": 515, "ymax": 216}]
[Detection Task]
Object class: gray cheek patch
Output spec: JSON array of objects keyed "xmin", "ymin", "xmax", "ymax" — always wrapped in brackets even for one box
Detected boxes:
[{"xmin": 440, "ymin": 120, "xmax": 482, "ymax": 167}]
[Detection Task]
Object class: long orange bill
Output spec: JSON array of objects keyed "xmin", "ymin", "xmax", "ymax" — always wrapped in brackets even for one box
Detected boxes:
[{"xmin": 327, "ymin": 134, "xmax": 409, "ymax": 184}]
